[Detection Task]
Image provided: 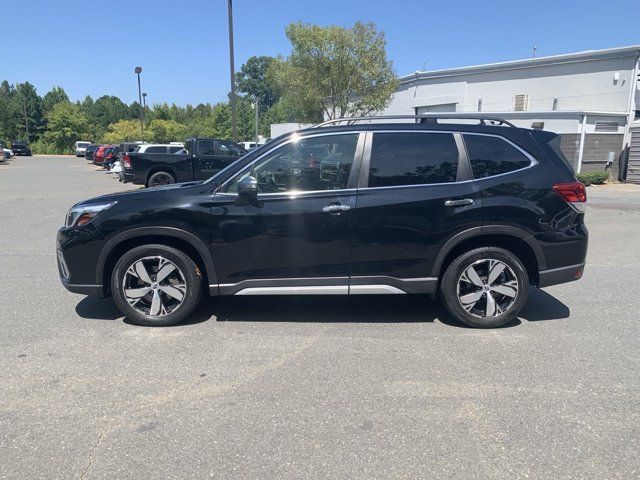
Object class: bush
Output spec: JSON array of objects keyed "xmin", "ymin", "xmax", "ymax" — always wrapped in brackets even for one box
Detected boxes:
[{"xmin": 576, "ymin": 171, "xmax": 608, "ymax": 186}]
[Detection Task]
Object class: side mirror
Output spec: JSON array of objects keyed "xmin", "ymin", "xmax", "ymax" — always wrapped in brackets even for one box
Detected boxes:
[{"xmin": 237, "ymin": 176, "xmax": 258, "ymax": 203}]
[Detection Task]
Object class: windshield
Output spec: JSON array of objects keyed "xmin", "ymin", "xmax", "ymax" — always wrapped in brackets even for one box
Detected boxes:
[{"xmin": 77, "ymin": 142, "xmax": 90, "ymax": 147}]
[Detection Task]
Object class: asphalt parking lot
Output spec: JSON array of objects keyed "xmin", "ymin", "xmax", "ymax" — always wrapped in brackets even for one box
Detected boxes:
[{"xmin": 1, "ymin": 155, "xmax": 639, "ymax": 479}]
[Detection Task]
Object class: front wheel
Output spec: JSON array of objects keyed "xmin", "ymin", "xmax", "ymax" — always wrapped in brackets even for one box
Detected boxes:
[
  {"xmin": 440, "ymin": 247, "xmax": 529, "ymax": 328},
  {"xmin": 147, "ymin": 171, "xmax": 175, "ymax": 188},
  {"xmin": 111, "ymin": 244, "xmax": 203, "ymax": 326}
]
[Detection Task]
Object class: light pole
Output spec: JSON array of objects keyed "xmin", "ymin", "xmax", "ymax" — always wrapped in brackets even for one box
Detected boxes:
[
  {"xmin": 134, "ymin": 66, "xmax": 144, "ymax": 135},
  {"xmin": 142, "ymin": 92, "xmax": 148, "ymax": 117},
  {"xmin": 227, "ymin": 0, "xmax": 237, "ymax": 142},
  {"xmin": 254, "ymin": 97, "xmax": 259, "ymax": 144}
]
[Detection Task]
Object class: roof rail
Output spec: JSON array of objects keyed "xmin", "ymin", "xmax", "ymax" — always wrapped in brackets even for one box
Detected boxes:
[{"xmin": 314, "ymin": 114, "xmax": 516, "ymax": 128}]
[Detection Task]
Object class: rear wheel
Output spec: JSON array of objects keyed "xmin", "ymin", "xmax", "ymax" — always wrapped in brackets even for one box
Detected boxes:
[
  {"xmin": 111, "ymin": 244, "xmax": 203, "ymax": 326},
  {"xmin": 440, "ymin": 247, "xmax": 529, "ymax": 328},
  {"xmin": 147, "ymin": 171, "xmax": 175, "ymax": 188}
]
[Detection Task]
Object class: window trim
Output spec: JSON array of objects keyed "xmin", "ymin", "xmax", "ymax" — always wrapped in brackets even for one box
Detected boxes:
[
  {"xmin": 216, "ymin": 131, "xmax": 366, "ymax": 197},
  {"xmin": 461, "ymin": 132, "xmax": 538, "ymax": 181},
  {"xmin": 358, "ymin": 130, "xmax": 466, "ymax": 190}
]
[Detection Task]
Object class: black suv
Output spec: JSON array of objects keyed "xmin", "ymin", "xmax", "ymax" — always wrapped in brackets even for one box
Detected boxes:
[
  {"xmin": 11, "ymin": 141, "xmax": 32, "ymax": 156},
  {"xmin": 57, "ymin": 115, "xmax": 588, "ymax": 328}
]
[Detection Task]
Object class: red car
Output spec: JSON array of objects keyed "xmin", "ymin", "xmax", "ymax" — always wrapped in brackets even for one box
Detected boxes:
[{"xmin": 93, "ymin": 145, "xmax": 116, "ymax": 166}]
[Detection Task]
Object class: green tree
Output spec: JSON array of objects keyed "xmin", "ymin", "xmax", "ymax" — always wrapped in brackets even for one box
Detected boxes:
[
  {"xmin": 147, "ymin": 119, "xmax": 188, "ymax": 143},
  {"xmin": 87, "ymin": 95, "xmax": 132, "ymax": 133},
  {"xmin": 271, "ymin": 21, "xmax": 397, "ymax": 119},
  {"xmin": 11, "ymin": 82, "xmax": 44, "ymax": 142},
  {"xmin": 103, "ymin": 119, "xmax": 148, "ymax": 143},
  {"xmin": 235, "ymin": 56, "xmax": 280, "ymax": 112},
  {"xmin": 42, "ymin": 86, "xmax": 70, "ymax": 115},
  {"xmin": 40, "ymin": 102, "xmax": 90, "ymax": 153}
]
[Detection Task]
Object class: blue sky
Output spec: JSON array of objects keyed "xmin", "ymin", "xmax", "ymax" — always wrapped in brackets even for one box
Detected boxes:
[{"xmin": 4, "ymin": 0, "xmax": 639, "ymax": 106}]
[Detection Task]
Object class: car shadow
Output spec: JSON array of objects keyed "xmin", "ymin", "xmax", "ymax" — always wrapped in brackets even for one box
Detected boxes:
[{"xmin": 74, "ymin": 287, "xmax": 570, "ymax": 328}]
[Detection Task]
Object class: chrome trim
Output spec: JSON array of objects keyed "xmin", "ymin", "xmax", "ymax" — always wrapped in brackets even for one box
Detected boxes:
[
  {"xmin": 235, "ymin": 286, "xmax": 348, "ymax": 295},
  {"xmin": 539, "ymin": 263, "xmax": 585, "ymax": 275},
  {"xmin": 62, "ymin": 283, "xmax": 103, "ymax": 288},
  {"xmin": 349, "ymin": 285, "xmax": 405, "ymax": 294}
]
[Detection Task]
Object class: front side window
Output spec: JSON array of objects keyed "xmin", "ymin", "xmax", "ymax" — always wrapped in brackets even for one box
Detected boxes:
[
  {"xmin": 224, "ymin": 134, "xmax": 359, "ymax": 194},
  {"xmin": 217, "ymin": 141, "xmax": 245, "ymax": 156},
  {"xmin": 368, "ymin": 132, "xmax": 459, "ymax": 187},
  {"xmin": 198, "ymin": 140, "xmax": 216, "ymax": 155},
  {"xmin": 464, "ymin": 134, "xmax": 532, "ymax": 178}
]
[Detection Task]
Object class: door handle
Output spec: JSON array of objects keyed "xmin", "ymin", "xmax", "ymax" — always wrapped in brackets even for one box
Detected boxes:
[
  {"xmin": 322, "ymin": 204, "xmax": 351, "ymax": 213},
  {"xmin": 444, "ymin": 198, "xmax": 474, "ymax": 207}
]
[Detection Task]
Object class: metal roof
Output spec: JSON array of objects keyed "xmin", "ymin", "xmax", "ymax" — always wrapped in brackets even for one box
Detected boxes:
[{"xmin": 399, "ymin": 45, "xmax": 640, "ymax": 84}]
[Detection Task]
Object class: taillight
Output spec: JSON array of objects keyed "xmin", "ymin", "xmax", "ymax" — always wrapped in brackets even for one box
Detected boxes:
[
  {"xmin": 553, "ymin": 181, "xmax": 587, "ymax": 211},
  {"xmin": 122, "ymin": 154, "xmax": 131, "ymax": 169}
]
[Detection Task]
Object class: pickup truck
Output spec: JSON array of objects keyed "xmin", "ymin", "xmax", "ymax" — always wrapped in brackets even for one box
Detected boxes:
[{"xmin": 121, "ymin": 137, "xmax": 247, "ymax": 187}]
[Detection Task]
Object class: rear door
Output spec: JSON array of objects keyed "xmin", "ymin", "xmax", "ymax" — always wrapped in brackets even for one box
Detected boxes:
[
  {"xmin": 350, "ymin": 130, "xmax": 482, "ymax": 293},
  {"xmin": 192, "ymin": 140, "xmax": 245, "ymax": 180}
]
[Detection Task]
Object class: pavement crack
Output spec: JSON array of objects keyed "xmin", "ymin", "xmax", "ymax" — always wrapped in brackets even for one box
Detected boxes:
[{"xmin": 78, "ymin": 420, "xmax": 112, "ymax": 480}]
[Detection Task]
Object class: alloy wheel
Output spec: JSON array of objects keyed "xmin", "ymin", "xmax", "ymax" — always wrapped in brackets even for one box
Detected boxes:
[
  {"xmin": 456, "ymin": 258, "xmax": 519, "ymax": 318},
  {"xmin": 122, "ymin": 256, "xmax": 186, "ymax": 317},
  {"xmin": 150, "ymin": 174, "xmax": 173, "ymax": 187}
]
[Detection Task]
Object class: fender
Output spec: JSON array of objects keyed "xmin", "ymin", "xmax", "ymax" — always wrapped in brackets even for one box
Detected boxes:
[
  {"xmin": 430, "ymin": 225, "xmax": 547, "ymax": 278},
  {"xmin": 96, "ymin": 226, "xmax": 218, "ymax": 292}
]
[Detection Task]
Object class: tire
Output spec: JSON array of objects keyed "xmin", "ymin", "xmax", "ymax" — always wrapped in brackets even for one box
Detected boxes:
[
  {"xmin": 440, "ymin": 247, "xmax": 529, "ymax": 328},
  {"xmin": 111, "ymin": 244, "xmax": 203, "ymax": 327},
  {"xmin": 147, "ymin": 171, "xmax": 175, "ymax": 188}
]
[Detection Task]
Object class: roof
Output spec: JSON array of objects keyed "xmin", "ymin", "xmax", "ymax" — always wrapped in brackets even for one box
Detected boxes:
[{"xmin": 399, "ymin": 45, "xmax": 640, "ymax": 84}]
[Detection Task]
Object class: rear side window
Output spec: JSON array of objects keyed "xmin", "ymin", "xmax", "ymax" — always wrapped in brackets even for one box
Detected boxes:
[
  {"xmin": 198, "ymin": 140, "xmax": 216, "ymax": 155},
  {"xmin": 368, "ymin": 132, "xmax": 459, "ymax": 187},
  {"xmin": 464, "ymin": 134, "xmax": 531, "ymax": 178},
  {"xmin": 145, "ymin": 146, "xmax": 166, "ymax": 154},
  {"xmin": 169, "ymin": 146, "xmax": 182, "ymax": 153}
]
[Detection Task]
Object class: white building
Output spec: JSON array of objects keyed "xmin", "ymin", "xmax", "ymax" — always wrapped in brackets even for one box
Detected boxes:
[{"xmin": 383, "ymin": 46, "xmax": 640, "ymax": 173}]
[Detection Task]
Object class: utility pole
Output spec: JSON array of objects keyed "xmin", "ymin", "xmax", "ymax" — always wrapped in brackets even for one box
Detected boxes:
[
  {"xmin": 532, "ymin": 46, "xmax": 537, "ymax": 59},
  {"xmin": 21, "ymin": 93, "xmax": 29, "ymax": 141},
  {"xmin": 254, "ymin": 97, "xmax": 259, "ymax": 144},
  {"xmin": 227, "ymin": 0, "xmax": 237, "ymax": 142},
  {"xmin": 135, "ymin": 67, "xmax": 144, "ymax": 135}
]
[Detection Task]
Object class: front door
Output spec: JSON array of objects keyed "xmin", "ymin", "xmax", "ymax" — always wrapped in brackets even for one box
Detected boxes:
[
  {"xmin": 209, "ymin": 132, "xmax": 364, "ymax": 294},
  {"xmin": 350, "ymin": 130, "xmax": 482, "ymax": 293}
]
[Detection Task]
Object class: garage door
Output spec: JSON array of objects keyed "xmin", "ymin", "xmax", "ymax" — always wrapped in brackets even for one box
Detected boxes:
[
  {"xmin": 628, "ymin": 122, "xmax": 640, "ymax": 184},
  {"xmin": 416, "ymin": 104, "xmax": 457, "ymax": 113}
]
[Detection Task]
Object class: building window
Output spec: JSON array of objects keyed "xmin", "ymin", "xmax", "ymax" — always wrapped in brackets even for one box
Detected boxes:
[
  {"xmin": 514, "ymin": 94, "xmax": 529, "ymax": 111},
  {"xmin": 477, "ymin": 99, "xmax": 483, "ymax": 112},
  {"xmin": 552, "ymin": 98, "xmax": 558, "ymax": 111}
]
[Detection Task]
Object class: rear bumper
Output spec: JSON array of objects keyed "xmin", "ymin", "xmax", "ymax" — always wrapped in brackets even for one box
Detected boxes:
[{"xmin": 538, "ymin": 263, "xmax": 585, "ymax": 288}]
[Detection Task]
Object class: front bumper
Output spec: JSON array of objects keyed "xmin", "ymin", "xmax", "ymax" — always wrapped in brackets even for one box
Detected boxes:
[{"xmin": 57, "ymin": 226, "xmax": 107, "ymax": 297}]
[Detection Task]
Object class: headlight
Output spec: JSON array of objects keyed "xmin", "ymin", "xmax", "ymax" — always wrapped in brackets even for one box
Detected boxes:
[{"xmin": 65, "ymin": 202, "xmax": 116, "ymax": 228}]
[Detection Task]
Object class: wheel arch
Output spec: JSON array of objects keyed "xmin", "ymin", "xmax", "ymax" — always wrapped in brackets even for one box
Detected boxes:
[
  {"xmin": 432, "ymin": 226, "xmax": 545, "ymax": 286},
  {"xmin": 97, "ymin": 227, "xmax": 217, "ymax": 296}
]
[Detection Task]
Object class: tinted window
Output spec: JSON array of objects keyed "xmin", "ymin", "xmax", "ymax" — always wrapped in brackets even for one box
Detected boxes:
[
  {"xmin": 225, "ymin": 134, "xmax": 359, "ymax": 194},
  {"xmin": 217, "ymin": 141, "xmax": 245, "ymax": 156},
  {"xmin": 464, "ymin": 134, "xmax": 531, "ymax": 178},
  {"xmin": 368, "ymin": 133, "xmax": 458, "ymax": 187},
  {"xmin": 198, "ymin": 140, "xmax": 216, "ymax": 155},
  {"xmin": 145, "ymin": 146, "xmax": 166, "ymax": 154},
  {"xmin": 169, "ymin": 146, "xmax": 182, "ymax": 153}
]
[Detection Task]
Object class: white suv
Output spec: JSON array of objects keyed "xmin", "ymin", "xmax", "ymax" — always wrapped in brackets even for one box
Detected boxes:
[{"xmin": 75, "ymin": 141, "xmax": 91, "ymax": 157}]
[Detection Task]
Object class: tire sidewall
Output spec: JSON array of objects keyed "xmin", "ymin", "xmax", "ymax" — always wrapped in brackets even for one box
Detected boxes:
[
  {"xmin": 111, "ymin": 245, "xmax": 202, "ymax": 327},
  {"xmin": 148, "ymin": 172, "xmax": 175, "ymax": 187},
  {"xmin": 441, "ymin": 247, "xmax": 529, "ymax": 328}
]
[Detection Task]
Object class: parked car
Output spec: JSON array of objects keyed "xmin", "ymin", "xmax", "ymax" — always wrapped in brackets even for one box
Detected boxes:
[
  {"xmin": 84, "ymin": 144, "xmax": 100, "ymax": 162},
  {"xmin": 11, "ymin": 141, "xmax": 32, "ymax": 156},
  {"xmin": 75, "ymin": 141, "xmax": 91, "ymax": 157},
  {"xmin": 93, "ymin": 145, "xmax": 116, "ymax": 166},
  {"xmin": 121, "ymin": 138, "xmax": 245, "ymax": 187},
  {"xmin": 57, "ymin": 114, "xmax": 588, "ymax": 328},
  {"xmin": 239, "ymin": 140, "xmax": 266, "ymax": 151},
  {"xmin": 101, "ymin": 147, "xmax": 118, "ymax": 168},
  {"xmin": 1, "ymin": 141, "xmax": 13, "ymax": 160}
]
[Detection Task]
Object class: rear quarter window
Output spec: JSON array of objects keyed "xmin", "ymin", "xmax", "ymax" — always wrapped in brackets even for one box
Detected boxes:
[
  {"xmin": 464, "ymin": 134, "xmax": 532, "ymax": 179},
  {"xmin": 368, "ymin": 132, "xmax": 459, "ymax": 187},
  {"xmin": 144, "ymin": 146, "xmax": 166, "ymax": 154}
]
